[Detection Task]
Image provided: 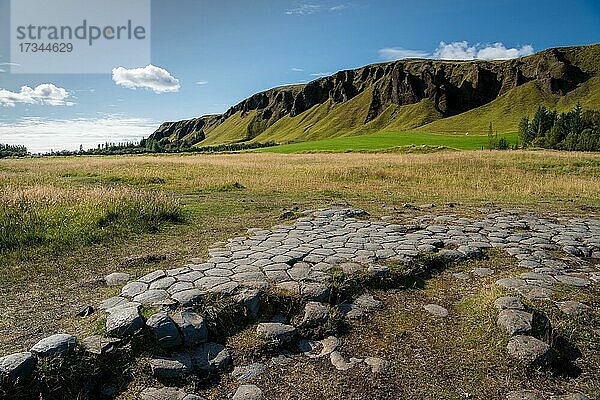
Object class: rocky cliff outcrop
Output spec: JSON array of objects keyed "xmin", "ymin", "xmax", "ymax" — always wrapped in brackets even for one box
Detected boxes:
[{"xmin": 148, "ymin": 44, "xmax": 598, "ymax": 146}]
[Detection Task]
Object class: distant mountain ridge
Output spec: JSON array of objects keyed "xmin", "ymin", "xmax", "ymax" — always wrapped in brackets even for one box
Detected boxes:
[{"xmin": 148, "ymin": 43, "xmax": 600, "ymax": 147}]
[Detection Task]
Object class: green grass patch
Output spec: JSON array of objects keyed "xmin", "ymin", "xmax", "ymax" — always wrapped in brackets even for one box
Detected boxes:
[{"xmin": 256, "ymin": 131, "xmax": 518, "ymax": 153}]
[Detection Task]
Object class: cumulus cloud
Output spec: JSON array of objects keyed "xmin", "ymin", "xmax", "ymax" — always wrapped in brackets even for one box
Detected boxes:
[
  {"xmin": 112, "ymin": 65, "xmax": 180, "ymax": 93},
  {"xmin": 378, "ymin": 47, "xmax": 430, "ymax": 61},
  {"xmin": 0, "ymin": 84, "xmax": 72, "ymax": 107},
  {"xmin": 0, "ymin": 115, "xmax": 156, "ymax": 153},
  {"xmin": 286, "ymin": 2, "xmax": 351, "ymax": 15},
  {"xmin": 434, "ymin": 41, "xmax": 534, "ymax": 60},
  {"xmin": 378, "ymin": 41, "xmax": 534, "ymax": 61}
]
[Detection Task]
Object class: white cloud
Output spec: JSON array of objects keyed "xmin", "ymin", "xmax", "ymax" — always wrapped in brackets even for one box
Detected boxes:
[
  {"xmin": 310, "ymin": 71, "xmax": 332, "ymax": 77},
  {"xmin": 196, "ymin": 80, "xmax": 208, "ymax": 85},
  {"xmin": 378, "ymin": 47, "xmax": 430, "ymax": 61},
  {"xmin": 0, "ymin": 84, "xmax": 72, "ymax": 107},
  {"xmin": 291, "ymin": 67, "xmax": 304, "ymax": 72},
  {"xmin": 112, "ymin": 65, "xmax": 180, "ymax": 93},
  {"xmin": 433, "ymin": 41, "xmax": 534, "ymax": 60},
  {"xmin": 0, "ymin": 115, "xmax": 157, "ymax": 153},
  {"xmin": 286, "ymin": 2, "xmax": 350, "ymax": 15}
]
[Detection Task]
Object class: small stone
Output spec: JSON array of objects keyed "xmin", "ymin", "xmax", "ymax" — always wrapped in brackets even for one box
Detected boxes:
[
  {"xmin": 80, "ymin": 335, "xmax": 120, "ymax": 355},
  {"xmin": 189, "ymin": 342, "xmax": 231, "ymax": 372},
  {"xmin": 171, "ymin": 310, "xmax": 207, "ymax": 346},
  {"xmin": 549, "ymin": 394, "xmax": 591, "ymax": 400},
  {"xmin": 494, "ymin": 297, "xmax": 525, "ymax": 311},
  {"xmin": 424, "ymin": 304, "xmax": 448, "ymax": 318},
  {"xmin": 329, "ymin": 351, "xmax": 362, "ymax": 371},
  {"xmin": 506, "ymin": 390, "xmax": 544, "ymax": 400},
  {"xmin": 150, "ymin": 353, "xmax": 193, "ymax": 379},
  {"xmin": 256, "ymin": 323, "xmax": 296, "ymax": 343},
  {"xmin": 146, "ymin": 312, "xmax": 182, "ymax": 348},
  {"xmin": 105, "ymin": 272, "xmax": 130, "ymax": 286},
  {"xmin": 364, "ymin": 357, "xmax": 391, "ymax": 373},
  {"xmin": 557, "ymin": 301, "xmax": 591, "ymax": 316},
  {"xmin": 30, "ymin": 334, "xmax": 76, "ymax": 357},
  {"xmin": 497, "ymin": 310, "xmax": 533, "ymax": 335},
  {"xmin": 339, "ymin": 303, "xmax": 364, "ymax": 319},
  {"xmin": 353, "ymin": 294, "xmax": 383, "ymax": 312},
  {"xmin": 507, "ymin": 335, "xmax": 552, "ymax": 366},
  {"xmin": 300, "ymin": 302, "xmax": 329, "ymax": 327},
  {"xmin": 77, "ymin": 305, "xmax": 94, "ymax": 317},
  {"xmin": 231, "ymin": 363, "xmax": 267, "ymax": 383},
  {"xmin": 233, "ymin": 384, "xmax": 263, "ymax": 400},
  {"xmin": 140, "ymin": 387, "xmax": 202, "ymax": 400},
  {"xmin": 0, "ymin": 352, "xmax": 35, "ymax": 383},
  {"xmin": 452, "ymin": 272, "xmax": 469, "ymax": 280},
  {"xmin": 472, "ymin": 267, "xmax": 494, "ymax": 277},
  {"xmin": 106, "ymin": 305, "xmax": 143, "ymax": 338}
]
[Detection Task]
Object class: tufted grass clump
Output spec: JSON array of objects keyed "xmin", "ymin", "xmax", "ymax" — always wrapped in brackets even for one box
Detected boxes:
[{"xmin": 0, "ymin": 186, "xmax": 183, "ymax": 255}]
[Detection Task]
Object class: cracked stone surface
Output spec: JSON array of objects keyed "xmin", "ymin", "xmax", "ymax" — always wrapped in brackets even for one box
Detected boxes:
[{"xmin": 106, "ymin": 207, "xmax": 599, "ymax": 312}]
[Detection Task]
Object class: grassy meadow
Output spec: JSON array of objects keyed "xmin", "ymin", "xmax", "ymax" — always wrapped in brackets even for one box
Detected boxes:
[{"xmin": 1, "ymin": 150, "xmax": 599, "ymax": 398}]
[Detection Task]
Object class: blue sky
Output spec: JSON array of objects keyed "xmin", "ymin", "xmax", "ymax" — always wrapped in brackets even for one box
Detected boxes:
[{"xmin": 0, "ymin": 0, "xmax": 599, "ymax": 152}]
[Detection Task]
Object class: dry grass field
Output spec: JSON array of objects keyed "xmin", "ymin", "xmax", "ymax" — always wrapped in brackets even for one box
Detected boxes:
[{"xmin": 1, "ymin": 150, "xmax": 599, "ymax": 398}]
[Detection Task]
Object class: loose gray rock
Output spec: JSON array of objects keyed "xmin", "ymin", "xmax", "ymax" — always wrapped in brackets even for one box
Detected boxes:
[
  {"xmin": 189, "ymin": 342, "xmax": 231, "ymax": 371},
  {"xmin": 452, "ymin": 272, "xmax": 469, "ymax": 280},
  {"xmin": 233, "ymin": 385, "xmax": 263, "ymax": 400},
  {"xmin": 506, "ymin": 390, "xmax": 544, "ymax": 400},
  {"xmin": 340, "ymin": 262, "xmax": 363, "ymax": 275},
  {"xmin": 549, "ymin": 394, "xmax": 591, "ymax": 400},
  {"xmin": 494, "ymin": 297, "xmax": 525, "ymax": 311},
  {"xmin": 300, "ymin": 302, "xmax": 330, "ymax": 327},
  {"xmin": 353, "ymin": 294, "xmax": 383, "ymax": 312},
  {"xmin": 140, "ymin": 387, "xmax": 205, "ymax": 400},
  {"xmin": 146, "ymin": 312, "xmax": 182, "ymax": 348},
  {"xmin": 555, "ymin": 275, "xmax": 590, "ymax": 287},
  {"xmin": 364, "ymin": 356, "xmax": 391, "ymax": 373},
  {"xmin": 368, "ymin": 264, "xmax": 389, "ymax": 278},
  {"xmin": 497, "ymin": 310, "xmax": 533, "ymax": 335},
  {"xmin": 231, "ymin": 362, "xmax": 267, "ymax": 383},
  {"xmin": 80, "ymin": 335, "xmax": 120, "ymax": 355},
  {"xmin": 30, "ymin": 334, "xmax": 76, "ymax": 357},
  {"xmin": 256, "ymin": 323, "xmax": 296, "ymax": 343},
  {"xmin": 106, "ymin": 305, "xmax": 143, "ymax": 338},
  {"xmin": 98, "ymin": 296, "xmax": 128, "ymax": 311},
  {"xmin": 150, "ymin": 353, "xmax": 193, "ymax": 379},
  {"xmin": 0, "ymin": 352, "xmax": 35, "ymax": 383},
  {"xmin": 233, "ymin": 289, "xmax": 261, "ymax": 317},
  {"xmin": 329, "ymin": 351, "xmax": 362, "ymax": 371},
  {"xmin": 423, "ymin": 304, "xmax": 448, "ymax": 318},
  {"xmin": 472, "ymin": 267, "xmax": 494, "ymax": 277},
  {"xmin": 507, "ymin": 335, "xmax": 552, "ymax": 366},
  {"xmin": 557, "ymin": 301, "xmax": 591, "ymax": 316},
  {"xmin": 339, "ymin": 303, "xmax": 364, "ymax": 319},
  {"xmin": 105, "ymin": 272, "xmax": 130, "ymax": 287},
  {"xmin": 171, "ymin": 310, "xmax": 208, "ymax": 346}
]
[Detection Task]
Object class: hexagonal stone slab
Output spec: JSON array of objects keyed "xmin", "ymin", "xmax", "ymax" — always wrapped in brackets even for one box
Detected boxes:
[
  {"xmin": 256, "ymin": 323, "xmax": 296, "ymax": 343},
  {"xmin": 106, "ymin": 305, "xmax": 143, "ymax": 338},
  {"xmin": 171, "ymin": 310, "xmax": 207, "ymax": 346},
  {"xmin": 150, "ymin": 353, "xmax": 193, "ymax": 379}
]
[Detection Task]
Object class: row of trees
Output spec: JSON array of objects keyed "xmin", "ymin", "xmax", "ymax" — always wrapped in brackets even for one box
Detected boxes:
[
  {"xmin": 519, "ymin": 104, "xmax": 600, "ymax": 151},
  {"xmin": 0, "ymin": 144, "xmax": 28, "ymax": 158}
]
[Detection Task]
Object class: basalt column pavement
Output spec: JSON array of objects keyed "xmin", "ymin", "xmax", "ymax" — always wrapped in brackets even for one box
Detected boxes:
[
  {"xmin": 2, "ymin": 206, "xmax": 599, "ymax": 399},
  {"xmin": 111, "ymin": 207, "xmax": 600, "ymax": 308}
]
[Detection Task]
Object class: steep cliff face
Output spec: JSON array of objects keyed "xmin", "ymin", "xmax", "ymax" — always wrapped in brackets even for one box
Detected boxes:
[{"xmin": 148, "ymin": 44, "xmax": 598, "ymax": 146}]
